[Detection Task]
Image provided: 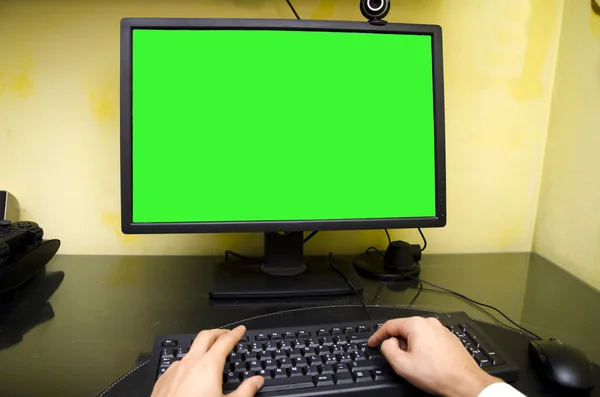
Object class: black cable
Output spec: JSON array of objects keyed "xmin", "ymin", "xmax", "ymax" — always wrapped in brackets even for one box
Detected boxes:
[
  {"xmin": 409, "ymin": 281, "xmax": 423, "ymax": 306},
  {"xmin": 368, "ymin": 248, "xmax": 541, "ymax": 340},
  {"xmin": 304, "ymin": 231, "xmax": 318, "ymax": 244},
  {"xmin": 418, "ymin": 228, "xmax": 427, "ymax": 252},
  {"xmin": 328, "ymin": 253, "xmax": 372, "ymax": 320},
  {"xmin": 285, "ymin": 0, "xmax": 301, "ymax": 20},
  {"xmin": 384, "ymin": 229, "xmax": 392, "ymax": 244}
]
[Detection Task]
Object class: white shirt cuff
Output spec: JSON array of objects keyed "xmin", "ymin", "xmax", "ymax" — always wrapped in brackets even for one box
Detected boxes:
[{"xmin": 478, "ymin": 382, "xmax": 526, "ymax": 397}]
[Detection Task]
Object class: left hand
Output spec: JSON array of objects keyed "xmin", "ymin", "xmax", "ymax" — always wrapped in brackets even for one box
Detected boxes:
[{"xmin": 150, "ymin": 325, "xmax": 264, "ymax": 397}]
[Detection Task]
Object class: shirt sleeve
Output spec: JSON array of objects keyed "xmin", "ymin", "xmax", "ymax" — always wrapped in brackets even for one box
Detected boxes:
[{"xmin": 479, "ymin": 382, "xmax": 526, "ymax": 397}]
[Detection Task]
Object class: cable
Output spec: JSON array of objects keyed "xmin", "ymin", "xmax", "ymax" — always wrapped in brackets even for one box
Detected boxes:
[
  {"xmin": 328, "ymin": 253, "xmax": 372, "ymax": 320},
  {"xmin": 285, "ymin": 0, "xmax": 301, "ymax": 20},
  {"xmin": 384, "ymin": 229, "xmax": 392, "ymax": 244},
  {"xmin": 303, "ymin": 231, "xmax": 318, "ymax": 244},
  {"xmin": 409, "ymin": 281, "xmax": 423, "ymax": 306},
  {"xmin": 368, "ymin": 248, "xmax": 541, "ymax": 340},
  {"xmin": 418, "ymin": 228, "xmax": 427, "ymax": 252}
]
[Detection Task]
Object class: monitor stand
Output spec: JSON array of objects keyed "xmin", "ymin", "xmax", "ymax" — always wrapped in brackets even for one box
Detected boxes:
[{"xmin": 209, "ymin": 232, "xmax": 364, "ymax": 299}]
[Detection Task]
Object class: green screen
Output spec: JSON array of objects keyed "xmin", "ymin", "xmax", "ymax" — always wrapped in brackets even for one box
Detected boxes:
[{"xmin": 132, "ymin": 29, "xmax": 436, "ymax": 223}]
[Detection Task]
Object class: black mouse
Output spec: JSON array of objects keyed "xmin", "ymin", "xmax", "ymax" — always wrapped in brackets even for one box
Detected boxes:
[{"xmin": 529, "ymin": 338, "xmax": 594, "ymax": 391}]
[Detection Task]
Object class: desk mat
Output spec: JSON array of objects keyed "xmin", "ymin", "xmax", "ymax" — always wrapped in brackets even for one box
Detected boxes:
[{"xmin": 96, "ymin": 305, "xmax": 600, "ymax": 397}]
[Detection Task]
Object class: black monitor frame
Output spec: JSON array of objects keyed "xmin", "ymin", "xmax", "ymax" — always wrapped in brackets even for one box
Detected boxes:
[{"xmin": 120, "ymin": 18, "xmax": 446, "ymax": 235}]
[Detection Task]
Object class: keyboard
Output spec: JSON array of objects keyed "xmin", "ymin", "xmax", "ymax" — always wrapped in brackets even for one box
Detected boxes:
[{"xmin": 145, "ymin": 312, "xmax": 518, "ymax": 396}]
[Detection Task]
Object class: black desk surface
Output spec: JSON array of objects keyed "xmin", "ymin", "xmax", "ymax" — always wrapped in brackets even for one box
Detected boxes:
[{"xmin": 0, "ymin": 252, "xmax": 599, "ymax": 396}]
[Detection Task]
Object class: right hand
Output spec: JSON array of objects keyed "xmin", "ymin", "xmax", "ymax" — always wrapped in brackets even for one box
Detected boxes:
[{"xmin": 368, "ymin": 317, "xmax": 501, "ymax": 397}]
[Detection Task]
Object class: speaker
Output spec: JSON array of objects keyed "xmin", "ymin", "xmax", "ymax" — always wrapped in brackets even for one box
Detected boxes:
[
  {"xmin": 360, "ymin": 0, "xmax": 391, "ymax": 23},
  {"xmin": 0, "ymin": 191, "xmax": 19, "ymax": 221}
]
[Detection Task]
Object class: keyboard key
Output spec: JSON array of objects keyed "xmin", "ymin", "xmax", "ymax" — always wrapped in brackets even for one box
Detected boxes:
[
  {"xmin": 268, "ymin": 332, "xmax": 282, "ymax": 340},
  {"xmin": 255, "ymin": 369, "xmax": 269, "ymax": 378},
  {"xmin": 337, "ymin": 353, "xmax": 353, "ymax": 363},
  {"xmin": 161, "ymin": 348, "xmax": 176, "ymax": 358},
  {"xmin": 330, "ymin": 327, "xmax": 343, "ymax": 335},
  {"xmin": 346, "ymin": 335, "xmax": 368, "ymax": 344},
  {"xmin": 319, "ymin": 337, "xmax": 335, "ymax": 346},
  {"xmin": 357, "ymin": 325, "xmax": 370, "ymax": 333},
  {"xmin": 305, "ymin": 355, "xmax": 320, "ymax": 365},
  {"xmin": 230, "ymin": 361, "xmax": 245, "ymax": 373},
  {"xmin": 333, "ymin": 336, "xmax": 348, "ymax": 345},
  {"xmin": 358, "ymin": 342, "xmax": 369, "ymax": 351},
  {"xmin": 333, "ymin": 363, "xmax": 347, "ymax": 373},
  {"xmin": 239, "ymin": 335, "xmax": 249, "ymax": 343},
  {"xmin": 234, "ymin": 343, "xmax": 248, "ymax": 353},
  {"xmin": 294, "ymin": 357, "xmax": 308, "ymax": 367},
  {"xmin": 263, "ymin": 341, "xmax": 277, "ymax": 352},
  {"xmin": 371, "ymin": 368, "xmax": 394, "ymax": 381},
  {"xmin": 322, "ymin": 354, "xmax": 338, "ymax": 365},
  {"xmin": 278, "ymin": 357, "xmax": 292, "ymax": 369},
  {"xmin": 465, "ymin": 330, "xmax": 481, "ymax": 347},
  {"xmin": 161, "ymin": 357, "xmax": 175, "ymax": 366},
  {"xmin": 320, "ymin": 364, "xmax": 336, "ymax": 374},
  {"xmin": 352, "ymin": 370, "xmax": 372, "ymax": 383},
  {"xmin": 262, "ymin": 359, "xmax": 277, "ymax": 370},
  {"xmin": 473, "ymin": 352, "xmax": 487, "ymax": 363},
  {"xmin": 282, "ymin": 331, "xmax": 295, "ymax": 339},
  {"xmin": 247, "ymin": 360, "xmax": 262, "ymax": 371},
  {"xmin": 272, "ymin": 368, "xmax": 286, "ymax": 378},
  {"xmin": 316, "ymin": 328, "xmax": 329, "ymax": 336},
  {"xmin": 228, "ymin": 352, "xmax": 240, "ymax": 362},
  {"xmin": 225, "ymin": 371, "xmax": 240, "ymax": 383},
  {"xmin": 288, "ymin": 366, "xmax": 304, "ymax": 377},
  {"xmin": 479, "ymin": 359, "xmax": 492, "ymax": 368},
  {"xmin": 241, "ymin": 370, "xmax": 254, "ymax": 380},
  {"xmin": 291, "ymin": 339, "xmax": 304, "ymax": 349},
  {"xmin": 273, "ymin": 349, "xmax": 288, "ymax": 359},
  {"xmin": 365, "ymin": 347, "xmax": 382, "ymax": 359},
  {"xmin": 278, "ymin": 340, "xmax": 292, "ymax": 350},
  {"xmin": 249, "ymin": 343, "xmax": 262, "ymax": 353},
  {"xmin": 346, "ymin": 343, "xmax": 359, "ymax": 353},
  {"xmin": 262, "ymin": 376, "xmax": 315, "ymax": 392},
  {"xmin": 162, "ymin": 339, "xmax": 178, "ymax": 347},
  {"xmin": 304, "ymin": 365, "xmax": 320, "ymax": 376},
  {"xmin": 375, "ymin": 323, "xmax": 384, "ymax": 330},
  {"xmin": 331, "ymin": 345, "xmax": 345, "ymax": 354},
  {"xmin": 255, "ymin": 333, "xmax": 268, "ymax": 342},
  {"xmin": 343, "ymin": 326, "xmax": 356, "ymax": 334},
  {"xmin": 289, "ymin": 348, "xmax": 303, "ymax": 358},
  {"xmin": 296, "ymin": 330, "xmax": 310, "ymax": 338},
  {"xmin": 352, "ymin": 351, "xmax": 368, "ymax": 361},
  {"xmin": 335, "ymin": 371, "xmax": 354, "ymax": 384},
  {"xmin": 305, "ymin": 338, "xmax": 319, "ymax": 348},
  {"xmin": 348, "ymin": 359, "xmax": 384, "ymax": 372},
  {"xmin": 314, "ymin": 374, "xmax": 335, "ymax": 386}
]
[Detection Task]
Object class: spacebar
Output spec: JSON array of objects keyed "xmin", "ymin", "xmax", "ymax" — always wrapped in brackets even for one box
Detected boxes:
[{"xmin": 262, "ymin": 376, "xmax": 315, "ymax": 392}]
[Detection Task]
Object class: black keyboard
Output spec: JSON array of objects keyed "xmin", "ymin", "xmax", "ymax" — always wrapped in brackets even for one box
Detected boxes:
[{"xmin": 145, "ymin": 312, "xmax": 518, "ymax": 397}]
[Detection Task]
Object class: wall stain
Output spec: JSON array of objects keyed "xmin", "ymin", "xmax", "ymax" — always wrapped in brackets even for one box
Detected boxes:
[
  {"xmin": 510, "ymin": 0, "xmax": 558, "ymax": 101},
  {"xmin": 88, "ymin": 80, "xmax": 118, "ymax": 126},
  {"xmin": 101, "ymin": 210, "xmax": 141, "ymax": 245},
  {"xmin": 0, "ymin": 58, "xmax": 36, "ymax": 100}
]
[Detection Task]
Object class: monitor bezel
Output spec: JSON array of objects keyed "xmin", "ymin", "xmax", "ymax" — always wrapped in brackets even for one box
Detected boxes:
[{"xmin": 120, "ymin": 18, "xmax": 447, "ymax": 234}]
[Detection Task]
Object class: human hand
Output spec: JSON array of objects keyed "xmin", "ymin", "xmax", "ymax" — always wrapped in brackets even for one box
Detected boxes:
[
  {"xmin": 368, "ymin": 317, "xmax": 501, "ymax": 397},
  {"xmin": 151, "ymin": 326, "xmax": 264, "ymax": 397}
]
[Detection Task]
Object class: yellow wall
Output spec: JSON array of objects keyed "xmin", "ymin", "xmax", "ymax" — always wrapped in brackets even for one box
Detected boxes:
[
  {"xmin": 0, "ymin": 0, "xmax": 562, "ymax": 255},
  {"xmin": 533, "ymin": 1, "xmax": 600, "ymax": 289}
]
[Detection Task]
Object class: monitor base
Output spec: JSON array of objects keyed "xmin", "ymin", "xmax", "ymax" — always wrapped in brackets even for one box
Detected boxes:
[{"xmin": 209, "ymin": 256, "xmax": 364, "ymax": 299}]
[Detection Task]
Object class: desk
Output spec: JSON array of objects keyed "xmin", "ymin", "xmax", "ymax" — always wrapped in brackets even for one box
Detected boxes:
[{"xmin": 0, "ymin": 253, "xmax": 598, "ymax": 396}]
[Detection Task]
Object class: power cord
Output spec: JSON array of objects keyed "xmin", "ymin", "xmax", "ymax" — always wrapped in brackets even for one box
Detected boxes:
[
  {"xmin": 367, "ymin": 247, "xmax": 541, "ymax": 340},
  {"xmin": 328, "ymin": 253, "xmax": 372, "ymax": 320},
  {"xmin": 286, "ymin": 0, "xmax": 301, "ymax": 20},
  {"xmin": 383, "ymin": 228, "xmax": 427, "ymax": 251}
]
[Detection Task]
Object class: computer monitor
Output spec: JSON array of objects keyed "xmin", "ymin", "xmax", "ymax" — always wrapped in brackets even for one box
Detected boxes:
[{"xmin": 120, "ymin": 18, "xmax": 446, "ymax": 298}]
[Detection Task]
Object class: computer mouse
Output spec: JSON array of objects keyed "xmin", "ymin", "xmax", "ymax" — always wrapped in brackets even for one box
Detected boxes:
[{"xmin": 529, "ymin": 338, "xmax": 594, "ymax": 391}]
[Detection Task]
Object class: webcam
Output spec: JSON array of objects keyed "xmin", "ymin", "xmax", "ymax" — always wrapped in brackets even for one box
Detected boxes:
[{"xmin": 360, "ymin": 0, "xmax": 391, "ymax": 26}]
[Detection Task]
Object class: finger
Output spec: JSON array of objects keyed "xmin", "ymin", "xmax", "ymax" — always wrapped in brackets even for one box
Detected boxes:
[
  {"xmin": 208, "ymin": 325, "xmax": 247, "ymax": 359},
  {"xmin": 368, "ymin": 318, "xmax": 418, "ymax": 347},
  {"xmin": 229, "ymin": 376, "xmax": 264, "ymax": 397},
  {"xmin": 380, "ymin": 337, "xmax": 410, "ymax": 375},
  {"xmin": 398, "ymin": 337, "xmax": 408, "ymax": 351},
  {"xmin": 188, "ymin": 329, "xmax": 230, "ymax": 358}
]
